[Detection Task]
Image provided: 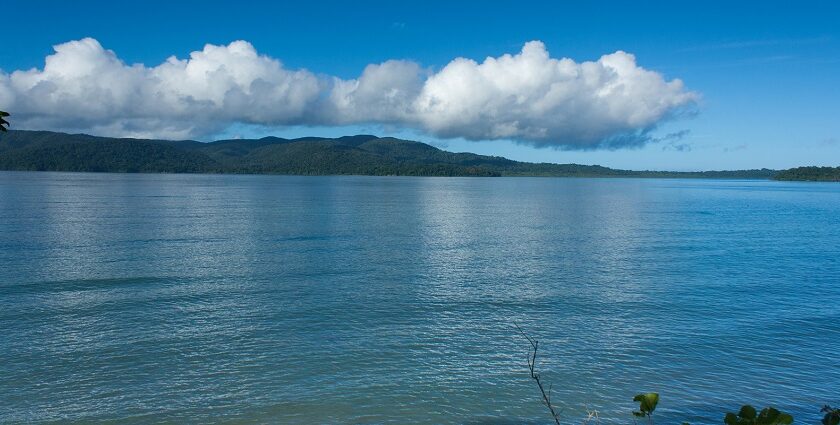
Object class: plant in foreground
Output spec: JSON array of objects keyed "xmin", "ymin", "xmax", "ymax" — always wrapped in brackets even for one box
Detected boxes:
[
  {"xmin": 823, "ymin": 405, "xmax": 840, "ymax": 425},
  {"xmin": 514, "ymin": 331, "xmax": 812, "ymax": 425},
  {"xmin": 632, "ymin": 392, "xmax": 659, "ymax": 424},
  {"xmin": 0, "ymin": 111, "xmax": 9, "ymax": 132},
  {"xmin": 723, "ymin": 405, "xmax": 793, "ymax": 425}
]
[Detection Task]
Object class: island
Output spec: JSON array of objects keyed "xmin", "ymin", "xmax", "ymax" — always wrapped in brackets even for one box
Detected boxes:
[
  {"xmin": 772, "ymin": 166, "xmax": 840, "ymax": 182},
  {"xmin": 0, "ymin": 130, "xmax": 834, "ymax": 181}
]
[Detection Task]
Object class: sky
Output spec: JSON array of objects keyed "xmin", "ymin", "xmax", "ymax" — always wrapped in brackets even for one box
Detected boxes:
[{"xmin": 1, "ymin": 1, "xmax": 839, "ymax": 171}]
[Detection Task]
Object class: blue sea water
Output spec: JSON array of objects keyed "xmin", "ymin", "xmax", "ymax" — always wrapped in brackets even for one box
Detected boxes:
[{"xmin": 0, "ymin": 171, "xmax": 838, "ymax": 424}]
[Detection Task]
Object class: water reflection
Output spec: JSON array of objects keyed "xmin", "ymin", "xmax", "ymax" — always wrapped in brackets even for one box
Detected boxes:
[{"xmin": 0, "ymin": 173, "xmax": 838, "ymax": 424}]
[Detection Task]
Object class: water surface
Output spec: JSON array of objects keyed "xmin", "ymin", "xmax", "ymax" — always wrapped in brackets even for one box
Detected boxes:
[{"xmin": 1, "ymin": 172, "xmax": 838, "ymax": 424}]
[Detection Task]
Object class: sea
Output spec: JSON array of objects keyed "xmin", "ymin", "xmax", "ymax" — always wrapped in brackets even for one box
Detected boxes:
[{"xmin": 1, "ymin": 172, "xmax": 838, "ymax": 424}]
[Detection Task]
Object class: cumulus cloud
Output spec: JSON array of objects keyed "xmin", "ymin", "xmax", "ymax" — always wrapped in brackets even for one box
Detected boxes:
[
  {"xmin": 1, "ymin": 38, "xmax": 321, "ymax": 139},
  {"xmin": 412, "ymin": 41, "xmax": 697, "ymax": 148},
  {"xmin": 326, "ymin": 60, "xmax": 426, "ymax": 124},
  {"xmin": 0, "ymin": 38, "xmax": 698, "ymax": 148}
]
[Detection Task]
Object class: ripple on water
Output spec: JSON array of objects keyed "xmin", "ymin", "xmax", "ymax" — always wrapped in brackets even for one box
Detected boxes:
[{"xmin": 0, "ymin": 173, "xmax": 838, "ymax": 424}]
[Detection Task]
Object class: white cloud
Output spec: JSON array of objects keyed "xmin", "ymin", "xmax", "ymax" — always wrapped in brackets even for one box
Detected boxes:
[
  {"xmin": 0, "ymin": 38, "xmax": 698, "ymax": 148},
  {"xmin": 408, "ymin": 41, "xmax": 698, "ymax": 148},
  {"xmin": 326, "ymin": 60, "xmax": 425, "ymax": 124},
  {"xmin": 1, "ymin": 38, "xmax": 321, "ymax": 139}
]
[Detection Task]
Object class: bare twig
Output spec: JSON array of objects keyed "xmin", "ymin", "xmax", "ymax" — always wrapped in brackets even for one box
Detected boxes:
[
  {"xmin": 583, "ymin": 407, "xmax": 601, "ymax": 425},
  {"xmin": 515, "ymin": 323, "xmax": 562, "ymax": 425}
]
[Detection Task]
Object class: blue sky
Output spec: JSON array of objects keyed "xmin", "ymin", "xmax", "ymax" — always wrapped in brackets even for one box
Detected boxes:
[{"xmin": 1, "ymin": 0, "xmax": 839, "ymax": 170}]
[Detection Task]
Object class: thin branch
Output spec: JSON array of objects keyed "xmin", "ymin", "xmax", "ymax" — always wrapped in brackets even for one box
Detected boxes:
[
  {"xmin": 515, "ymin": 323, "xmax": 562, "ymax": 425},
  {"xmin": 583, "ymin": 407, "xmax": 601, "ymax": 425}
]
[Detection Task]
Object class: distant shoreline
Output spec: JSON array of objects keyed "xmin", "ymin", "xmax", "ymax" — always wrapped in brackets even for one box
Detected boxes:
[
  {"xmin": 0, "ymin": 169, "xmax": 791, "ymax": 181},
  {"xmin": 1, "ymin": 130, "xmax": 837, "ymax": 181}
]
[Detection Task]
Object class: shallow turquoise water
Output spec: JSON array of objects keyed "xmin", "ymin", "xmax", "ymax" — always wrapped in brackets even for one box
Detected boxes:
[{"xmin": 0, "ymin": 172, "xmax": 838, "ymax": 424}]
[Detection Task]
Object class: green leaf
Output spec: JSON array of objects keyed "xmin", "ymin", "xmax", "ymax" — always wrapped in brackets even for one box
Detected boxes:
[
  {"xmin": 740, "ymin": 406, "xmax": 757, "ymax": 421},
  {"xmin": 757, "ymin": 407, "xmax": 793, "ymax": 425},
  {"xmin": 758, "ymin": 407, "xmax": 780, "ymax": 423},
  {"xmin": 725, "ymin": 412, "xmax": 740, "ymax": 425},
  {"xmin": 776, "ymin": 413, "xmax": 793, "ymax": 425},
  {"xmin": 824, "ymin": 406, "xmax": 840, "ymax": 425},
  {"xmin": 725, "ymin": 405, "xmax": 794, "ymax": 425},
  {"xmin": 633, "ymin": 392, "xmax": 659, "ymax": 417}
]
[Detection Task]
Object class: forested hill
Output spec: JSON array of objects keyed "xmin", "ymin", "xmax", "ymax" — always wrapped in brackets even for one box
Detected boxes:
[
  {"xmin": 0, "ymin": 130, "xmax": 782, "ymax": 179},
  {"xmin": 772, "ymin": 166, "xmax": 840, "ymax": 182}
]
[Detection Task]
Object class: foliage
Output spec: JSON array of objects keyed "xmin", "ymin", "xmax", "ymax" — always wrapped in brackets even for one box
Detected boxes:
[
  {"xmin": 0, "ymin": 130, "xmax": 790, "ymax": 177},
  {"xmin": 773, "ymin": 166, "xmax": 840, "ymax": 182},
  {"xmin": 0, "ymin": 111, "xmax": 9, "ymax": 132},
  {"xmin": 723, "ymin": 405, "xmax": 793, "ymax": 425},
  {"xmin": 633, "ymin": 392, "xmax": 659, "ymax": 422},
  {"xmin": 823, "ymin": 405, "xmax": 840, "ymax": 425},
  {"xmin": 512, "ymin": 338, "xmax": 816, "ymax": 425}
]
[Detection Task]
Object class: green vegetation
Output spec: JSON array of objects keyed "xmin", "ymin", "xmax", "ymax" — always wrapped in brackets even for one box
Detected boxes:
[
  {"xmin": 773, "ymin": 166, "xmax": 840, "ymax": 182},
  {"xmin": 633, "ymin": 392, "xmax": 659, "ymax": 423},
  {"xmin": 724, "ymin": 405, "xmax": 793, "ymax": 425},
  {"xmin": 823, "ymin": 406, "xmax": 840, "ymax": 425},
  {"xmin": 0, "ymin": 130, "xmax": 790, "ymax": 178},
  {"xmin": 517, "ymin": 327, "xmax": 817, "ymax": 425}
]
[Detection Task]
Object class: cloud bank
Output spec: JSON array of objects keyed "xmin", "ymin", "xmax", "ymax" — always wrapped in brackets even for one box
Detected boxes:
[{"xmin": 0, "ymin": 38, "xmax": 698, "ymax": 149}]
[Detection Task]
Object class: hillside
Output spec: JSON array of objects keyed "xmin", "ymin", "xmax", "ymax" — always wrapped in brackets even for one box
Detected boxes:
[
  {"xmin": 0, "ymin": 130, "xmax": 782, "ymax": 179},
  {"xmin": 773, "ymin": 166, "xmax": 840, "ymax": 182}
]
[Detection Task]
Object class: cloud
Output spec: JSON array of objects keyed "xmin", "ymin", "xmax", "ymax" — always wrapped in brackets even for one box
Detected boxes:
[
  {"xmin": 326, "ymin": 60, "xmax": 426, "ymax": 124},
  {"xmin": 662, "ymin": 142, "xmax": 692, "ymax": 152},
  {"xmin": 723, "ymin": 144, "xmax": 748, "ymax": 153},
  {"xmin": 0, "ymin": 38, "xmax": 699, "ymax": 148},
  {"xmin": 409, "ymin": 42, "xmax": 697, "ymax": 149},
  {"xmin": 658, "ymin": 130, "xmax": 692, "ymax": 152},
  {"xmin": 1, "ymin": 38, "xmax": 321, "ymax": 139}
]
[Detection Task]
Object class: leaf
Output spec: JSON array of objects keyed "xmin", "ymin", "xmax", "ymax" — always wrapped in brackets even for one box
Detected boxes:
[
  {"xmin": 725, "ymin": 405, "xmax": 794, "ymax": 425},
  {"xmin": 776, "ymin": 413, "xmax": 793, "ymax": 425},
  {"xmin": 757, "ymin": 407, "xmax": 780, "ymax": 424},
  {"xmin": 725, "ymin": 412, "xmax": 740, "ymax": 425},
  {"xmin": 633, "ymin": 392, "xmax": 659, "ymax": 417},
  {"xmin": 739, "ymin": 405, "xmax": 757, "ymax": 421},
  {"xmin": 758, "ymin": 407, "xmax": 793, "ymax": 425},
  {"xmin": 824, "ymin": 406, "xmax": 840, "ymax": 425}
]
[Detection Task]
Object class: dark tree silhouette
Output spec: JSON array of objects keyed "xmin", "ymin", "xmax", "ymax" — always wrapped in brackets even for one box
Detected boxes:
[{"xmin": 0, "ymin": 111, "xmax": 9, "ymax": 132}]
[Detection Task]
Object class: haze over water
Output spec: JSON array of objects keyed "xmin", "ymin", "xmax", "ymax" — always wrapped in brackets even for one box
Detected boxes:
[{"xmin": 1, "ymin": 172, "xmax": 838, "ymax": 424}]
